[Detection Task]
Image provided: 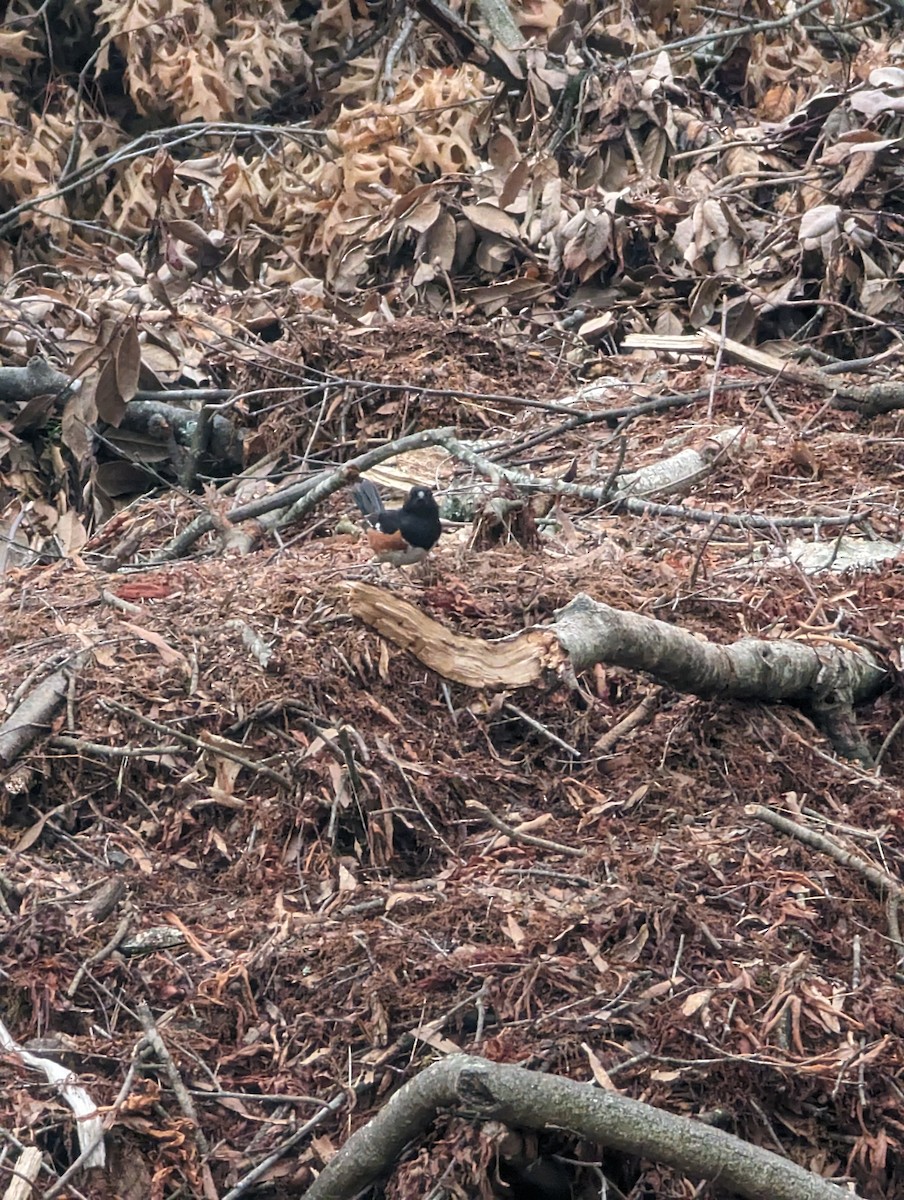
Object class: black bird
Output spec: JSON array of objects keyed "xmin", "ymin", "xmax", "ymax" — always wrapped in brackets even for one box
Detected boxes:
[{"xmin": 352, "ymin": 479, "xmax": 441, "ymax": 567}]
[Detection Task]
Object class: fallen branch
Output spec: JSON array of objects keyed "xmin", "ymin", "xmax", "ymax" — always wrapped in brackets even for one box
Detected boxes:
[
  {"xmin": 0, "ymin": 1015, "xmax": 104, "ymax": 1171},
  {"xmin": 466, "ymin": 799, "xmax": 585, "ymax": 857},
  {"xmin": 160, "ymin": 411, "xmax": 855, "ymax": 562},
  {"xmin": 348, "ymin": 587, "xmax": 885, "ymax": 758},
  {"xmin": 99, "ymin": 698, "xmax": 293, "ymax": 789},
  {"xmin": 223, "ymin": 990, "xmax": 487, "ymax": 1200},
  {"xmin": 591, "ymin": 688, "xmax": 662, "ymax": 755},
  {"xmin": 0, "ymin": 357, "xmax": 72, "ymax": 404},
  {"xmin": 304, "ymin": 1054, "xmax": 856, "ymax": 1200},
  {"xmin": 613, "ymin": 424, "xmax": 755, "ymax": 500},
  {"xmin": 750, "ymin": 804, "xmax": 904, "ymax": 961},
  {"xmin": 436, "ymin": 433, "xmax": 862, "ymax": 529},
  {"xmin": 625, "ymin": 330, "xmax": 904, "ymax": 416},
  {"xmin": 0, "ymin": 667, "xmax": 70, "ymax": 769},
  {"xmin": 4, "ymin": 1146, "xmax": 43, "ymax": 1200},
  {"xmin": 348, "ymin": 582, "xmax": 563, "ymax": 688},
  {"xmin": 40, "ymin": 1052, "xmax": 139, "ymax": 1200},
  {"xmin": 111, "ymin": 398, "xmax": 244, "ymax": 473},
  {"xmin": 156, "ymin": 425, "xmax": 455, "ymax": 560},
  {"xmin": 137, "ymin": 1004, "xmax": 217, "ymax": 1200}
]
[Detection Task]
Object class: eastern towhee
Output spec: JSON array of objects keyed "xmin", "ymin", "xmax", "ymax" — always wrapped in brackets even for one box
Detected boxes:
[{"xmin": 352, "ymin": 479, "xmax": 441, "ymax": 567}]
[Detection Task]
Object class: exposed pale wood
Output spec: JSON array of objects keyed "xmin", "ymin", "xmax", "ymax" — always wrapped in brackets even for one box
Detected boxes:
[
  {"xmin": 621, "ymin": 333, "xmax": 708, "ymax": 353},
  {"xmin": 349, "ymin": 588, "xmax": 883, "ymax": 760},
  {"xmin": 622, "ymin": 331, "xmax": 828, "ymax": 389},
  {"xmin": 614, "ymin": 425, "xmax": 755, "ymax": 500},
  {"xmin": 696, "ymin": 329, "xmax": 830, "ymax": 385},
  {"xmin": 346, "ymin": 584, "xmax": 562, "ymax": 688},
  {"xmin": 3, "ymin": 1147, "xmax": 43, "ymax": 1200}
]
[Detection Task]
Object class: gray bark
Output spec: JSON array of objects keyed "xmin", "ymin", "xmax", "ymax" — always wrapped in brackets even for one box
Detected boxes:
[
  {"xmin": 0, "ymin": 356, "xmax": 71, "ymax": 403},
  {"xmin": 555, "ymin": 593, "xmax": 884, "ymax": 704},
  {"xmin": 304, "ymin": 1054, "xmax": 857, "ymax": 1200},
  {"xmin": 552, "ymin": 595, "xmax": 884, "ymax": 762}
]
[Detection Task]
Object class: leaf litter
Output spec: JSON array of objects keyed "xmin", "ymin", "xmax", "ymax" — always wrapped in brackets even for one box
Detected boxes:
[
  {"xmin": 2, "ymin": 0, "xmax": 904, "ymax": 1195},
  {"xmin": 1, "ymin": 346, "xmax": 904, "ymax": 1196}
]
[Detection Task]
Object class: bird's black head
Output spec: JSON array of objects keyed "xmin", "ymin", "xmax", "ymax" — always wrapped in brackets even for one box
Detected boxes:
[{"xmin": 403, "ymin": 486, "xmax": 439, "ymax": 517}]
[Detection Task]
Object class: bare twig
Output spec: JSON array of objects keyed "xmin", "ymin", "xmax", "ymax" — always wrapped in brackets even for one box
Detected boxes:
[
  {"xmin": 137, "ymin": 1004, "xmax": 217, "ymax": 1200},
  {"xmin": 874, "ymin": 715, "xmax": 904, "ymax": 770},
  {"xmin": 750, "ymin": 804, "xmax": 904, "ymax": 961},
  {"xmin": 503, "ymin": 702, "xmax": 581, "ymax": 758},
  {"xmin": 40, "ymin": 1052, "xmax": 140, "ymax": 1200},
  {"xmin": 467, "ymin": 799, "xmax": 585, "ymax": 857},
  {"xmin": 493, "ymin": 380, "xmax": 761, "ymax": 461},
  {"xmin": 188, "ymin": 1088, "xmax": 331, "ymax": 1107},
  {"xmin": 628, "ymin": 0, "xmax": 828, "ymax": 62},
  {"xmin": 66, "ymin": 913, "xmax": 132, "ymax": 999},
  {"xmin": 99, "ymin": 699, "xmax": 294, "ymax": 789},
  {"xmin": 50, "ymin": 735, "xmax": 183, "ymax": 760},
  {"xmin": 156, "ymin": 425, "xmax": 455, "ymax": 561},
  {"xmin": 0, "ymin": 122, "xmax": 329, "ymax": 239},
  {"xmin": 220, "ymin": 1096, "xmax": 343, "ymax": 1200},
  {"xmin": 588, "ymin": 686, "xmax": 657, "ymax": 748}
]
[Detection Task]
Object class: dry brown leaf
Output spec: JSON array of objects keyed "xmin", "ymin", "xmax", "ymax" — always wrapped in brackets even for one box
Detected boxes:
[
  {"xmin": 61, "ymin": 385, "xmax": 98, "ymax": 469},
  {"xmin": 462, "ymin": 203, "xmax": 522, "ymax": 241},
  {"xmin": 0, "ymin": 30, "xmax": 41, "ymax": 63},
  {"xmin": 118, "ymin": 621, "xmax": 189, "ymax": 668},
  {"xmin": 115, "ymin": 324, "xmax": 141, "ymax": 406},
  {"xmin": 581, "ymin": 1043, "xmax": 618, "ymax": 1090}
]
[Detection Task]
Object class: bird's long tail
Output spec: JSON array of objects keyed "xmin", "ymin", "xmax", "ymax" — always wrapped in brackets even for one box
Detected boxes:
[{"xmin": 352, "ymin": 479, "xmax": 384, "ymax": 516}]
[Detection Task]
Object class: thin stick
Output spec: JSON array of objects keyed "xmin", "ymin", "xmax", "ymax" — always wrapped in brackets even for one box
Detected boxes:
[
  {"xmin": 467, "ymin": 800, "xmax": 585, "ymax": 857},
  {"xmin": 41, "ymin": 1056, "xmax": 139, "ymax": 1200},
  {"xmin": 750, "ymin": 804, "xmax": 904, "ymax": 961},
  {"xmin": 156, "ymin": 426, "xmax": 455, "ymax": 561},
  {"xmin": 503, "ymin": 702, "xmax": 581, "ymax": 758},
  {"xmin": 66, "ymin": 913, "xmax": 132, "ymax": 999},
  {"xmin": 137, "ymin": 1004, "xmax": 217, "ymax": 1200},
  {"xmin": 221, "ymin": 1097, "xmax": 342, "ymax": 1200},
  {"xmin": 628, "ymin": 0, "xmax": 826, "ymax": 62},
  {"xmin": 99, "ymin": 699, "xmax": 293, "ymax": 789},
  {"xmin": 874, "ymin": 714, "xmax": 904, "ymax": 769}
]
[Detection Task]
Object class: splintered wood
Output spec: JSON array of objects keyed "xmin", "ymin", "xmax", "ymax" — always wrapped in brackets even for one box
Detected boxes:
[{"xmin": 347, "ymin": 583, "xmax": 563, "ymax": 688}]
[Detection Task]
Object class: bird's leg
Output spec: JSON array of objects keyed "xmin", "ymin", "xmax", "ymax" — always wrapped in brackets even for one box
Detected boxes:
[{"xmin": 413, "ymin": 558, "xmax": 436, "ymax": 585}]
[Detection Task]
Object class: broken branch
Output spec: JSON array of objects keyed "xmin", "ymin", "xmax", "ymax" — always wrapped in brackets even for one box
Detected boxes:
[
  {"xmin": 304, "ymin": 1053, "xmax": 855, "ymax": 1200},
  {"xmin": 348, "ymin": 587, "xmax": 885, "ymax": 758}
]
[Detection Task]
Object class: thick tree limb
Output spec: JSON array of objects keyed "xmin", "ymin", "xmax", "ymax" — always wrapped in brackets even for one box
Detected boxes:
[
  {"xmin": 0, "ymin": 356, "xmax": 72, "ymax": 403},
  {"xmin": 304, "ymin": 1054, "xmax": 856, "ymax": 1200},
  {"xmin": 348, "ymin": 584, "xmax": 563, "ymax": 687},
  {"xmin": 348, "ymin": 587, "xmax": 884, "ymax": 756},
  {"xmin": 350, "ymin": 586, "xmax": 883, "ymax": 702},
  {"xmin": 113, "ymin": 399, "xmax": 244, "ymax": 472},
  {"xmin": 411, "ymin": 0, "xmax": 522, "ymax": 83},
  {"xmin": 553, "ymin": 594, "xmax": 883, "ymax": 704}
]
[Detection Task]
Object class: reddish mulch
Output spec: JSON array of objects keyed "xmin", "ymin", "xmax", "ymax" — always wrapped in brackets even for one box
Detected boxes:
[{"xmin": 1, "ymin": 333, "xmax": 903, "ymax": 1199}]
